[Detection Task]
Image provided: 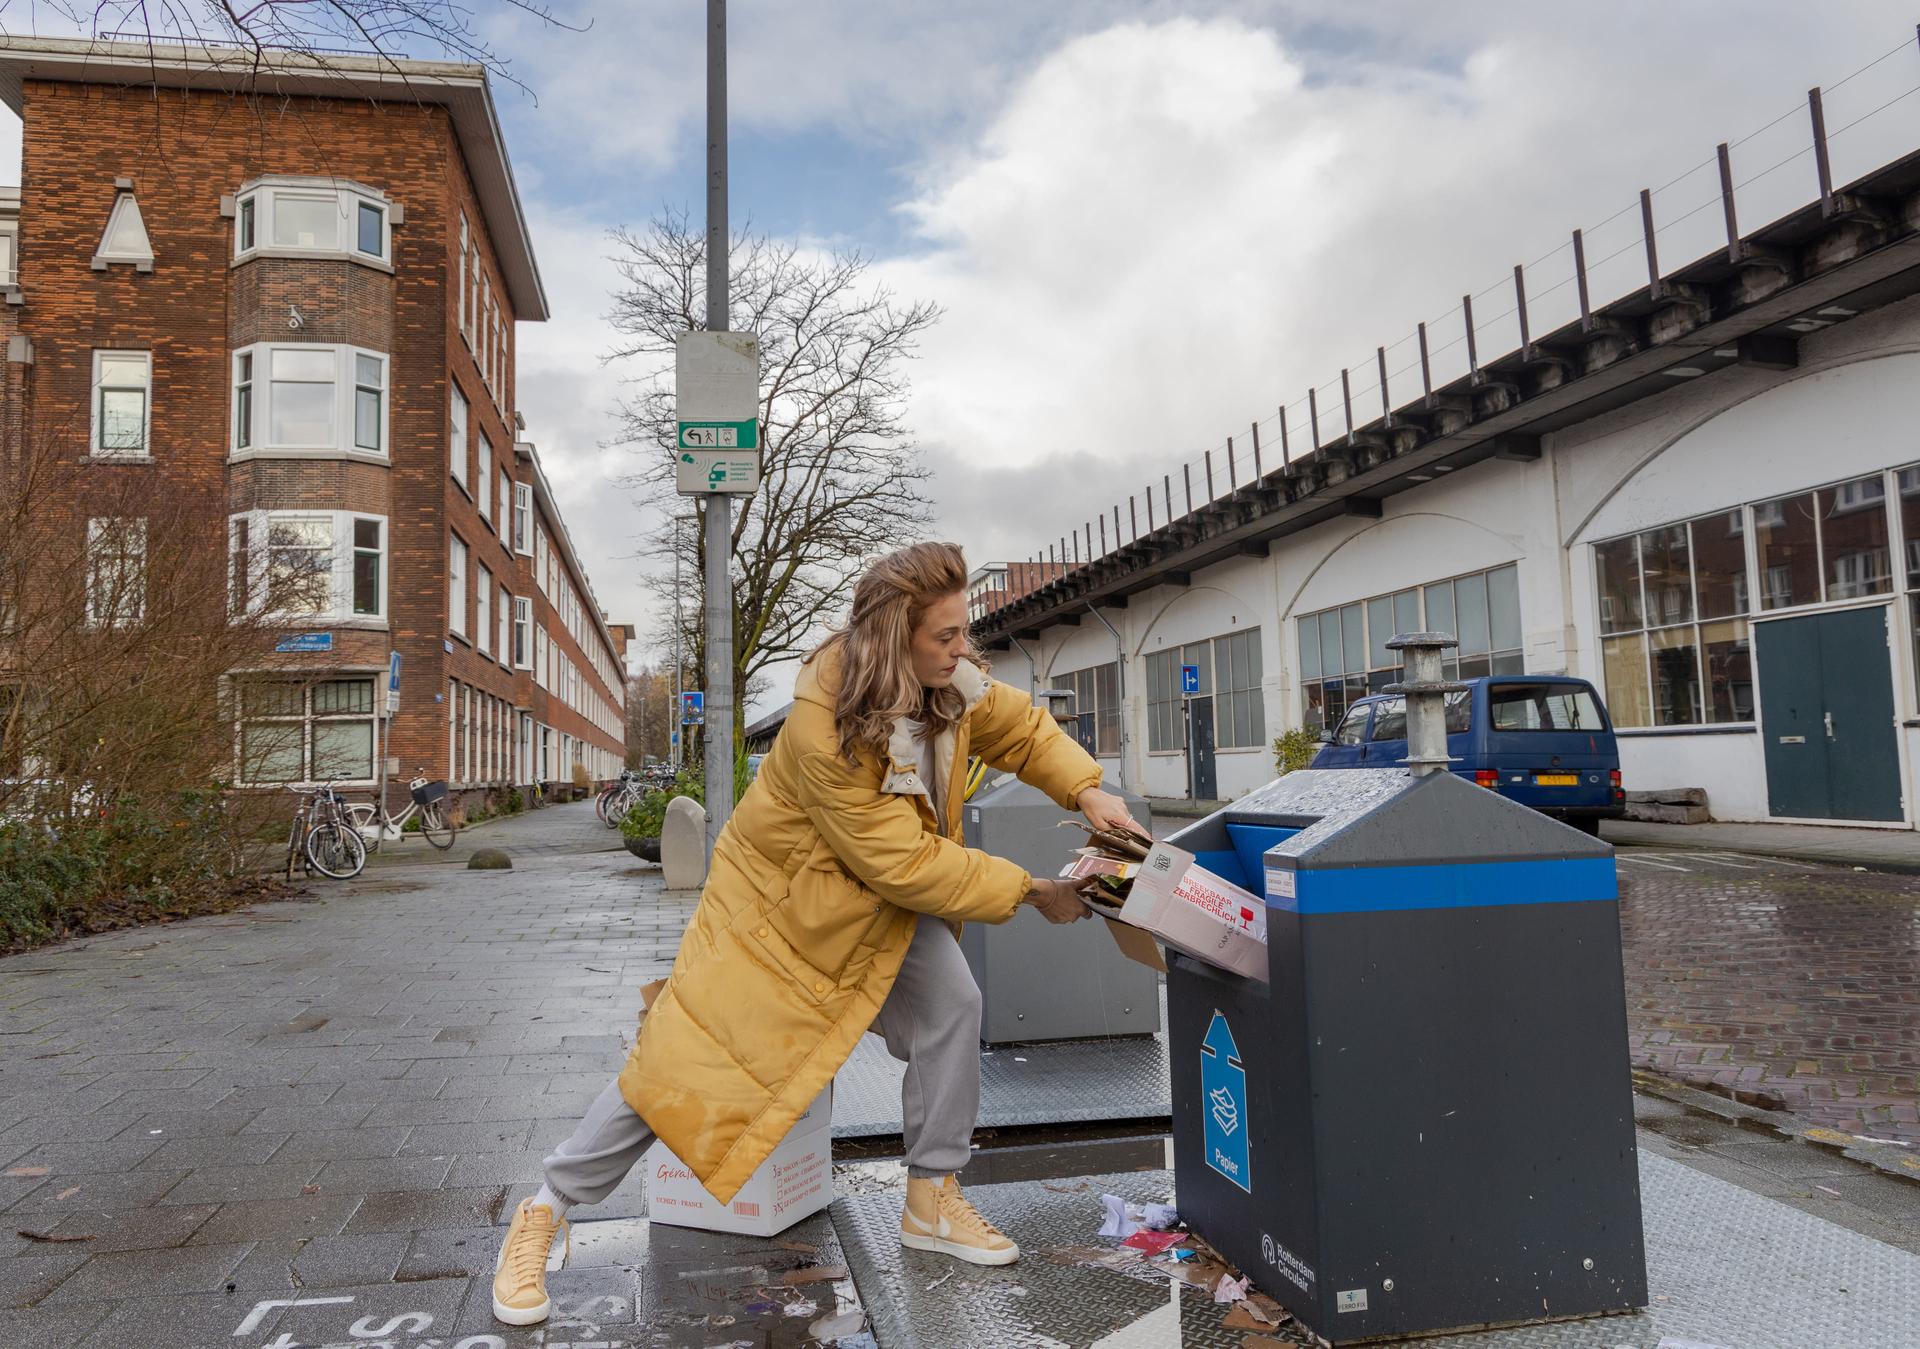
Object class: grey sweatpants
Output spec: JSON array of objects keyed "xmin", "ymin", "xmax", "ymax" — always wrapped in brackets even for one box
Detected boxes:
[{"xmin": 544, "ymin": 913, "xmax": 984, "ymax": 1205}]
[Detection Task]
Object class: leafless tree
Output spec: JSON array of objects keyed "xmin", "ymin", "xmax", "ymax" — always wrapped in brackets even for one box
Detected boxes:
[{"xmin": 609, "ymin": 210, "xmax": 940, "ymax": 740}]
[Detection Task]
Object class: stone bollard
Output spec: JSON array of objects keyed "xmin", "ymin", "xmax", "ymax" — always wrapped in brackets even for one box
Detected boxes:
[
  {"xmin": 467, "ymin": 847, "xmax": 512, "ymax": 870},
  {"xmin": 660, "ymin": 795, "xmax": 709, "ymax": 890}
]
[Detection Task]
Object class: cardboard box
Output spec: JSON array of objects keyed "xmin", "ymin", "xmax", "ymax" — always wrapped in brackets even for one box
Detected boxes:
[
  {"xmin": 644, "ymin": 1085, "xmax": 833, "ymax": 1237},
  {"xmin": 1089, "ymin": 840, "xmax": 1268, "ymax": 982}
]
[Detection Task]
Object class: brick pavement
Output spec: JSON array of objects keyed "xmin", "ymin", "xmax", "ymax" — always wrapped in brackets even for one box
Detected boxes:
[
  {"xmin": 1620, "ymin": 851, "xmax": 1920, "ymax": 1143},
  {"xmin": 0, "ymin": 801, "xmax": 863, "ymax": 1348}
]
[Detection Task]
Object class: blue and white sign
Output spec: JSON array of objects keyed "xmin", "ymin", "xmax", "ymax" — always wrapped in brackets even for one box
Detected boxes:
[
  {"xmin": 276, "ymin": 633, "xmax": 332, "ymax": 653},
  {"xmin": 1181, "ymin": 663, "xmax": 1201, "ymax": 695},
  {"xmin": 681, "ymin": 691, "xmax": 705, "ymax": 726},
  {"xmin": 387, "ymin": 651, "xmax": 403, "ymax": 692},
  {"xmin": 1201, "ymin": 1009, "xmax": 1252, "ymax": 1193}
]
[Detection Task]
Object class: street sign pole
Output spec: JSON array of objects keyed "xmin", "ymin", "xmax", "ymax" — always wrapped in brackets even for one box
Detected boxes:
[
  {"xmin": 378, "ymin": 650, "xmax": 402, "ymax": 831},
  {"xmin": 703, "ymin": 0, "xmax": 735, "ymax": 856}
]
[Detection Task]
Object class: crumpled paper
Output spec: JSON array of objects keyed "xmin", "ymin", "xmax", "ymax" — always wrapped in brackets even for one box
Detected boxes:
[
  {"xmin": 1098, "ymin": 1193, "xmax": 1180, "ymax": 1238},
  {"xmin": 1213, "ymin": 1273, "xmax": 1252, "ymax": 1303}
]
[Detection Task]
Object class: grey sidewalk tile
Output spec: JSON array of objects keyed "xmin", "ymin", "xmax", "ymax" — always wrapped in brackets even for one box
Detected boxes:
[
  {"xmin": 397, "ymin": 1120, "xmax": 537, "ymax": 1156},
  {"xmin": 108, "ymin": 1105, "xmax": 264, "ymax": 1139},
  {"xmin": 395, "ymin": 1222, "xmax": 501, "ymax": 1281},
  {"xmin": 157, "ymin": 1160, "xmax": 326, "ymax": 1206},
  {"xmin": 238, "ymin": 1103, "xmax": 376, "ymax": 1135},
  {"xmin": 138, "ymin": 1132, "xmax": 292, "ymax": 1171},
  {"xmin": 0, "ymin": 1250, "xmax": 89, "ymax": 1308},
  {"xmin": 226, "ymin": 1238, "xmax": 303, "ymax": 1292},
  {"xmin": 43, "ymin": 1203, "xmax": 218, "ymax": 1251},
  {"xmin": 362, "ymin": 1096, "xmax": 530, "ymax": 1127},
  {"xmin": 215, "ymin": 1082, "xmax": 344, "ymax": 1113},
  {"xmin": 442, "ymin": 1151, "xmax": 550, "ymax": 1188},
  {"xmin": 44, "ymin": 1241, "xmax": 253, "ymax": 1303},
  {"xmin": 449, "ymin": 1262, "xmax": 644, "ymax": 1342},
  {"xmin": 0, "ymin": 1114, "xmax": 146, "ymax": 1149},
  {"xmin": 8, "ymin": 1135, "xmax": 167, "ymax": 1175},
  {"xmin": 286, "ymin": 1231, "xmax": 412, "ymax": 1289},
  {"xmin": 326, "ymin": 1076, "xmax": 449, "ymax": 1104},
  {"xmin": 75, "ymin": 1290, "xmax": 285, "ymax": 1348},
  {"xmin": 0, "ymin": 1302, "xmax": 115, "ymax": 1349},
  {"xmin": 268, "ymin": 1277, "xmax": 472, "ymax": 1344},
  {"xmin": 6, "ymin": 1170, "xmax": 190, "ymax": 1215},
  {"xmin": 187, "ymin": 1191, "xmax": 365, "ymax": 1244},
  {"xmin": 313, "ymin": 1154, "xmax": 455, "ymax": 1195},
  {"xmin": 341, "ymin": 1185, "xmax": 507, "ymax": 1233},
  {"xmin": 267, "ymin": 1126, "xmax": 411, "ymax": 1163}
]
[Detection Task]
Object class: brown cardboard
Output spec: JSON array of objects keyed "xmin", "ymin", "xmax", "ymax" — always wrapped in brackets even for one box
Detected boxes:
[
  {"xmin": 1106, "ymin": 841, "xmax": 1268, "ymax": 982},
  {"xmin": 1101, "ymin": 914, "xmax": 1169, "ymax": 973}
]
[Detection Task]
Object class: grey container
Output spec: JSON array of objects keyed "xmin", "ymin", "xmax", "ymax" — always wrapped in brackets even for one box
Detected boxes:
[{"xmin": 960, "ymin": 772, "xmax": 1162, "ymax": 1043}]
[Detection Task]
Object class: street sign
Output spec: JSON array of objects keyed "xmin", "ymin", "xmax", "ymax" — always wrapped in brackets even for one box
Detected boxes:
[
  {"xmin": 276, "ymin": 633, "xmax": 332, "ymax": 653},
  {"xmin": 675, "ymin": 331, "xmax": 761, "ymax": 496},
  {"xmin": 681, "ymin": 691, "xmax": 706, "ymax": 726},
  {"xmin": 386, "ymin": 650, "xmax": 402, "ymax": 715},
  {"xmin": 1181, "ymin": 663, "xmax": 1200, "ymax": 695}
]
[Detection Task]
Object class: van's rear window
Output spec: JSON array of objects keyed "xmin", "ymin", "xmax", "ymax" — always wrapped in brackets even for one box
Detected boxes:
[{"xmin": 1489, "ymin": 684, "xmax": 1606, "ymax": 732}]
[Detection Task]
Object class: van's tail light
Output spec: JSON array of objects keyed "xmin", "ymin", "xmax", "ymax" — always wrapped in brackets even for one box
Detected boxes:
[
  {"xmin": 1610, "ymin": 769, "xmax": 1624, "ymax": 802},
  {"xmin": 1474, "ymin": 770, "xmax": 1499, "ymax": 789}
]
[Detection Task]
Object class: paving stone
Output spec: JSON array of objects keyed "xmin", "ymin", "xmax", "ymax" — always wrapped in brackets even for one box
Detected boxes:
[
  {"xmin": 0, "ymin": 1302, "xmax": 115, "ymax": 1349},
  {"xmin": 397, "ymin": 1120, "xmax": 537, "ymax": 1156},
  {"xmin": 45, "ymin": 1240, "xmax": 254, "ymax": 1302},
  {"xmin": 314, "ymin": 1154, "xmax": 454, "ymax": 1195},
  {"xmin": 238, "ymin": 1102, "xmax": 376, "ymax": 1135},
  {"xmin": 0, "ymin": 1250, "xmax": 88, "ymax": 1308},
  {"xmin": 74, "ymin": 1290, "xmax": 284, "ymax": 1348},
  {"xmin": 442, "ymin": 1150, "xmax": 551, "ymax": 1188},
  {"xmin": 268, "ymin": 1126, "xmax": 413, "ymax": 1164},
  {"xmin": 107, "ymin": 1105, "xmax": 265, "ymax": 1139},
  {"xmin": 342, "ymin": 1185, "xmax": 507, "ymax": 1233},
  {"xmin": 157, "ymin": 1161, "xmax": 327, "ymax": 1206},
  {"xmin": 188, "ymin": 1191, "xmax": 365, "ymax": 1244},
  {"xmin": 267, "ymin": 1276, "xmax": 472, "ymax": 1344},
  {"xmin": 5, "ymin": 1170, "xmax": 191, "ymax": 1214},
  {"xmin": 395, "ymin": 1222, "xmax": 502, "ymax": 1281},
  {"xmin": 287, "ymin": 1231, "xmax": 413, "ymax": 1289},
  {"xmin": 42, "ymin": 1203, "xmax": 219, "ymax": 1251},
  {"xmin": 6, "ymin": 1135, "xmax": 166, "ymax": 1175},
  {"xmin": 138, "ymin": 1132, "xmax": 292, "ymax": 1171},
  {"xmin": 450, "ymin": 1261, "xmax": 645, "ymax": 1341}
]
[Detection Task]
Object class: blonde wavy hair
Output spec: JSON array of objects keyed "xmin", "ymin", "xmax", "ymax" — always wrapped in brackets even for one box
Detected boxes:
[{"xmin": 805, "ymin": 542, "xmax": 989, "ymax": 763}]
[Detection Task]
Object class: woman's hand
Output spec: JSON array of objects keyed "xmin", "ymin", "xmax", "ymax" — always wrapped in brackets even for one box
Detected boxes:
[
  {"xmin": 1025, "ymin": 877, "xmax": 1093, "ymax": 924},
  {"xmin": 1078, "ymin": 786, "xmax": 1143, "ymax": 835}
]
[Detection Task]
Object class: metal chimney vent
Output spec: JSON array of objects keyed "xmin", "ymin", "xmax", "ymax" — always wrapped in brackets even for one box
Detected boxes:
[{"xmin": 1384, "ymin": 632, "xmax": 1470, "ymax": 776}]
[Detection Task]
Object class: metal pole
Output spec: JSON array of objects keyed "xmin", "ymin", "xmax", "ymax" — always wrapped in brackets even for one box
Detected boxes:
[
  {"xmin": 672, "ymin": 519, "xmax": 683, "ymax": 774},
  {"xmin": 703, "ymin": 0, "xmax": 735, "ymax": 851}
]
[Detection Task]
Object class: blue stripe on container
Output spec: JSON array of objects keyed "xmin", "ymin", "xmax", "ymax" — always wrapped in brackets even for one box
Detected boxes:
[{"xmin": 1274, "ymin": 857, "xmax": 1617, "ymax": 914}]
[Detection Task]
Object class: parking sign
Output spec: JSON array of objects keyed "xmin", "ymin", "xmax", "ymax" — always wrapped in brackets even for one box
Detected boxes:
[
  {"xmin": 681, "ymin": 691, "xmax": 705, "ymax": 726},
  {"xmin": 1181, "ymin": 664, "xmax": 1200, "ymax": 695}
]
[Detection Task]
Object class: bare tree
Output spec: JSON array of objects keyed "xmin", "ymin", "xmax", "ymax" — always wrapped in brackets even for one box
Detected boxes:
[{"xmin": 609, "ymin": 210, "xmax": 940, "ymax": 741}]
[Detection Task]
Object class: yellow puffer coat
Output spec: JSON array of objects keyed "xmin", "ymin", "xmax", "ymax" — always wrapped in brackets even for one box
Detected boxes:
[{"xmin": 619, "ymin": 647, "xmax": 1102, "ymax": 1202}]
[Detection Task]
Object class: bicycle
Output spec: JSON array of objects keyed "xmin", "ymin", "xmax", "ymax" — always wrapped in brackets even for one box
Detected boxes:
[
  {"xmin": 346, "ymin": 771, "xmax": 458, "ymax": 852},
  {"xmin": 598, "ymin": 770, "xmax": 643, "ymax": 828},
  {"xmin": 287, "ymin": 781, "xmax": 367, "ymax": 880}
]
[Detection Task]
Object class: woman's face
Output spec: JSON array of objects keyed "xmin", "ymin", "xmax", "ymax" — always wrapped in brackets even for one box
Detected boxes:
[{"xmin": 909, "ymin": 591, "xmax": 970, "ymax": 688}]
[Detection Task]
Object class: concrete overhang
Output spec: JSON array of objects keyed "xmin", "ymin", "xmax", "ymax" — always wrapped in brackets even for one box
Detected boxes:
[
  {"xmin": 974, "ymin": 144, "xmax": 1920, "ymax": 646},
  {"xmin": 0, "ymin": 35, "xmax": 549, "ymax": 321}
]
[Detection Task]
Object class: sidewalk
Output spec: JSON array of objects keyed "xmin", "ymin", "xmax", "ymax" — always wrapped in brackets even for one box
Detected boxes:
[
  {"xmin": 362, "ymin": 797, "xmax": 627, "ymax": 868},
  {"xmin": 1605, "ymin": 817, "xmax": 1920, "ymax": 873}
]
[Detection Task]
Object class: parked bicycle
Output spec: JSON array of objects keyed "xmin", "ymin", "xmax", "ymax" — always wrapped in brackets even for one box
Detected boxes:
[
  {"xmin": 287, "ymin": 781, "xmax": 368, "ymax": 880},
  {"xmin": 597, "ymin": 769, "xmax": 644, "ymax": 828},
  {"xmin": 346, "ymin": 772, "xmax": 458, "ymax": 852}
]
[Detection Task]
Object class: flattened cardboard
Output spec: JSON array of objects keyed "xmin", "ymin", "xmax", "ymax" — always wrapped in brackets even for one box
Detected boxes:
[
  {"xmin": 1103, "ymin": 841, "xmax": 1268, "ymax": 982},
  {"xmin": 645, "ymin": 1085, "xmax": 833, "ymax": 1237}
]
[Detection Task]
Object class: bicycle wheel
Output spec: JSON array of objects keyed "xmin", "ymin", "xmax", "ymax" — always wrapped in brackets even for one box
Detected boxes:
[
  {"xmin": 597, "ymin": 786, "xmax": 617, "ymax": 826},
  {"xmin": 304, "ymin": 821, "xmax": 367, "ymax": 879},
  {"xmin": 345, "ymin": 803, "xmax": 384, "ymax": 854},
  {"xmin": 419, "ymin": 801, "xmax": 457, "ymax": 850},
  {"xmin": 285, "ymin": 812, "xmax": 304, "ymax": 879}
]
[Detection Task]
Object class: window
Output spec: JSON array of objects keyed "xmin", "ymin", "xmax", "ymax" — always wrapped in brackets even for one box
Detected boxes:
[
  {"xmin": 449, "ymin": 385, "xmax": 469, "ymax": 489},
  {"xmin": 92, "ymin": 351, "xmax": 151, "ymax": 456},
  {"xmin": 1754, "ymin": 494, "xmax": 1820, "ymax": 610},
  {"xmin": 449, "ymin": 533, "xmax": 468, "ymax": 637},
  {"xmin": 1333, "ymin": 707, "xmax": 1368, "ymax": 746},
  {"xmin": 230, "ymin": 344, "xmax": 387, "ymax": 457},
  {"xmin": 1143, "ymin": 628, "xmax": 1265, "ymax": 750},
  {"xmin": 513, "ymin": 483, "xmax": 533, "ymax": 554},
  {"xmin": 458, "ymin": 212, "xmax": 469, "ymax": 334},
  {"xmin": 1489, "ymin": 683, "xmax": 1606, "ymax": 732},
  {"xmin": 513, "ymin": 597, "xmax": 533, "ymax": 668},
  {"xmin": 95, "ymin": 192, "xmax": 153, "ymax": 267},
  {"xmin": 478, "ymin": 434, "xmax": 493, "ymax": 522},
  {"xmin": 477, "ymin": 566, "xmax": 493, "ymax": 654},
  {"xmin": 1821, "ymin": 476, "xmax": 1891, "ymax": 600},
  {"xmin": 229, "ymin": 512, "xmax": 386, "ymax": 621},
  {"xmin": 1297, "ymin": 565, "xmax": 1518, "ymax": 731},
  {"xmin": 234, "ymin": 180, "xmax": 392, "ymax": 265},
  {"xmin": 0, "ymin": 229, "xmax": 15, "ymax": 287},
  {"xmin": 499, "ymin": 470, "xmax": 513, "ymax": 545},
  {"xmin": 535, "ymin": 623, "xmax": 548, "ymax": 687},
  {"xmin": 85, "ymin": 517, "xmax": 145, "ymax": 627},
  {"xmin": 238, "ymin": 677, "xmax": 377, "ymax": 785},
  {"xmin": 1050, "ymin": 663, "xmax": 1121, "ymax": 756},
  {"xmin": 498, "ymin": 585, "xmax": 511, "ymax": 667}
]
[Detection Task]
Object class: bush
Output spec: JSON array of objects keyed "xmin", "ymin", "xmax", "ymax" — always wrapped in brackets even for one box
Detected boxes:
[
  {"xmin": 617, "ymin": 747, "xmax": 753, "ymax": 842},
  {"xmin": 1273, "ymin": 727, "xmax": 1321, "ymax": 776}
]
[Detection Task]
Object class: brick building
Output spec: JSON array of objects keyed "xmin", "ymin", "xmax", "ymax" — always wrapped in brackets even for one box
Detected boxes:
[{"xmin": 0, "ymin": 37, "xmax": 629, "ymax": 812}]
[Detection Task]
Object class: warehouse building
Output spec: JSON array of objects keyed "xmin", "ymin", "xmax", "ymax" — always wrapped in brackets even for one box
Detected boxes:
[{"xmin": 972, "ymin": 131, "xmax": 1920, "ymax": 830}]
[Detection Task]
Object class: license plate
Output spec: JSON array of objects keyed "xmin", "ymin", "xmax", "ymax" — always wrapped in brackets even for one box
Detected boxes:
[{"xmin": 1534, "ymin": 773, "xmax": 1578, "ymax": 786}]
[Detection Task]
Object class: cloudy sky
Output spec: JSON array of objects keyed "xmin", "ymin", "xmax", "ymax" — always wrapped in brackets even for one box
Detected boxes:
[{"xmin": 7, "ymin": 2, "xmax": 1920, "ymax": 715}]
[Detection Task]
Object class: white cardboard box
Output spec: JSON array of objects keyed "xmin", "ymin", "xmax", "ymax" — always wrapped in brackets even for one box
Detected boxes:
[
  {"xmin": 1094, "ymin": 840, "xmax": 1269, "ymax": 982},
  {"xmin": 644, "ymin": 1085, "xmax": 833, "ymax": 1237}
]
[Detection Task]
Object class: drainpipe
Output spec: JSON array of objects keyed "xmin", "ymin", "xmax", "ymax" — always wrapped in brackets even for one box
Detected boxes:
[
  {"xmin": 1008, "ymin": 634, "xmax": 1039, "ymax": 699},
  {"xmin": 1086, "ymin": 603, "xmax": 1130, "ymax": 792}
]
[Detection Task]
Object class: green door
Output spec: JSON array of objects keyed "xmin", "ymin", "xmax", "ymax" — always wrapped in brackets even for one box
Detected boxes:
[{"xmin": 1756, "ymin": 606, "xmax": 1903, "ymax": 822}]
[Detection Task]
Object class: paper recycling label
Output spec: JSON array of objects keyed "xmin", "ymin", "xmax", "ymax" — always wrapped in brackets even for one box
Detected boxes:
[{"xmin": 1200, "ymin": 1009, "xmax": 1252, "ymax": 1193}]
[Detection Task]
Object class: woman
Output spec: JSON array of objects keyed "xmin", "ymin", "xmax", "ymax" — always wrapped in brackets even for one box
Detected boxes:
[{"xmin": 493, "ymin": 541, "xmax": 1140, "ymax": 1326}]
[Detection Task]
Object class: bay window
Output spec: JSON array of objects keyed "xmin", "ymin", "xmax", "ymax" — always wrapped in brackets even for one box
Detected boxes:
[
  {"xmin": 230, "ymin": 344, "xmax": 388, "ymax": 458},
  {"xmin": 233, "ymin": 179, "xmax": 393, "ymax": 265}
]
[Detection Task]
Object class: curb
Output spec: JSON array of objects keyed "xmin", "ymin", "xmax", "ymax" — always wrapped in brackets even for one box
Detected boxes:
[{"xmin": 1633, "ymin": 1069, "xmax": 1920, "ymax": 1185}]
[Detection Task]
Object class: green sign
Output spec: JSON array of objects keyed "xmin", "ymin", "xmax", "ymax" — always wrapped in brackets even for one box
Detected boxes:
[{"xmin": 677, "ymin": 420, "xmax": 758, "ymax": 451}]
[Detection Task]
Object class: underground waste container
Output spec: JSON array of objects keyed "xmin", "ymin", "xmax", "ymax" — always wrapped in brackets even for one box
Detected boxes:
[
  {"xmin": 962, "ymin": 767, "xmax": 1159, "ymax": 1043},
  {"xmin": 1164, "ymin": 637, "xmax": 1647, "ymax": 1343}
]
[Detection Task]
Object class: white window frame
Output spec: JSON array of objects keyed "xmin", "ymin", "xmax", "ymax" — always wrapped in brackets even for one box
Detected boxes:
[
  {"xmin": 457, "ymin": 211, "xmax": 469, "ymax": 334},
  {"xmin": 91, "ymin": 350, "xmax": 152, "ymax": 458},
  {"xmin": 228, "ymin": 510, "xmax": 388, "ymax": 622},
  {"xmin": 478, "ymin": 433, "xmax": 493, "ymax": 523},
  {"xmin": 477, "ymin": 564, "xmax": 493, "ymax": 655},
  {"xmin": 498, "ymin": 468, "xmax": 513, "ymax": 545},
  {"xmin": 513, "ymin": 483, "xmax": 533, "ymax": 555},
  {"xmin": 229, "ymin": 344, "xmax": 388, "ymax": 461},
  {"xmin": 450, "ymin": 384, "xmax": 469, "ymax": 491},
  {"xmin": 235, "ymin": 676, "xmax": 379, "ymax": 788},
  {"xmin": 233, "ymin": 178, "xmax": 394, "ymax": 266},
  {"xmin": 85, "ymin": 517, "xmax": 146, "ymax": 628},
  {"xmin": 535, "ymin": 622, "xmax": 548, "ymax": 687},
  {"xmin": 498, "ymin": 585, "xmax": 512, "ymax": 669},
  {"xmin": 513, "ymin": 597, "xmax": 533, "ymax": 669},
  {"xmin": 449, "ymin": 532, "xmax": 468, "ymax": 638},
  {"xmin": 94, "ymin": 192, "xmax": 154, "ymax": 269}
]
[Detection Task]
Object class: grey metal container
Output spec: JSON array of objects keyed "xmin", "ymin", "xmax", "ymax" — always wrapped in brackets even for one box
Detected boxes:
[{"xmin": 960, "ymin": 773, "xmax": 1161, "ymax": 1043}]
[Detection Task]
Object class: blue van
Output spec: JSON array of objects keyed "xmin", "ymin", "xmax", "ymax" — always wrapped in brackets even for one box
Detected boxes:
[{"xmin": 1311, "ymin": 676, "xmax": 1624, "ymax": 834}]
